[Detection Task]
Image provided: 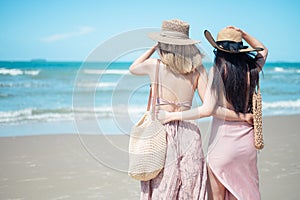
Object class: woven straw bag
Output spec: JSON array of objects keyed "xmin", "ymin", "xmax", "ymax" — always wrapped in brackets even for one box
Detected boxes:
[
  {"xmin": 253, "ymin": 82, "xmax": 264, "ymax": 150},
  {"xmin": 247, "ymin": 70, "xmax": 264, "ymax": 150},
  {"xmin": 128, "ymin": 60, "xmax": 167, "ymax": 181}
]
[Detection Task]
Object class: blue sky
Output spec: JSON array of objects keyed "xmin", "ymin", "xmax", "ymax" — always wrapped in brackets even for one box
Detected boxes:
[{"xmin": 0, "ymin": 0, "xmax": 299, "ymax": 62}]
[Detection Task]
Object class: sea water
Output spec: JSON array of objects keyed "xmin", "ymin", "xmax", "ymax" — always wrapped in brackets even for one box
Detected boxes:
[{"xmin": 0, "ymin": 61, "xmax": 299, "ymax": 136}]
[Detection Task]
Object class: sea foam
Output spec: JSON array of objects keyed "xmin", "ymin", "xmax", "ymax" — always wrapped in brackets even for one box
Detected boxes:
[
  {"xmin": 263, "ymin": 99, "xmax": 300, "ymax": 109},
  {"xmin": 83, "ymin": 69, "xmax": 129, "ymax": 75},
  {"xmin": 0, "ymin": 68, "xmax": 40, "ymax": 76}
]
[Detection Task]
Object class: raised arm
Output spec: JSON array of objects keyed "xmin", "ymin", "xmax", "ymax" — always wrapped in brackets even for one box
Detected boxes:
[
  {"xmin": 129, "ymin": 44, "xmax": 158, "ymax": 75},
  {"xmin": 228, "ymin": 26, "xmax": 268, "ymax": 70}
]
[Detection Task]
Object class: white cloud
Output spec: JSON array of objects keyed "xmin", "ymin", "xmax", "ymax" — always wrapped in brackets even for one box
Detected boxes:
[
  {"xmin": 41, "ymin": 26, "xmax": 94, "ymax": 42},
  {"xmin": 77, "ymin": 26, "xmax": 94, "ymax": 35}
]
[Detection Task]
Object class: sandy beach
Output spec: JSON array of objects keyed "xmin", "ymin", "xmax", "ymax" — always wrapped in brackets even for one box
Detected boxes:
[{"xmin": 0, "ymin": 115, "xmax": 299, "ymax": 199}]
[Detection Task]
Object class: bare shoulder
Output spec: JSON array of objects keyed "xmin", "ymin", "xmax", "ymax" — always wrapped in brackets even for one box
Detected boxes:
[
  {"xmin": 143, "ymin": 58, "xmax": 159, "ymax": 75},
  {"xmin": 140, "ymin": 58, "xmax": 158, "ymax": 72},
  {"xmin": 144, "ymin": 58, "xmax": 157, "ymax": 65}
]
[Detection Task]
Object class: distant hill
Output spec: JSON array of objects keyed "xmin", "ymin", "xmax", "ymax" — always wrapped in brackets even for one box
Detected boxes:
[{"xmin": 30, "ymin": 59, "xmax": 47, "ymax": 62}]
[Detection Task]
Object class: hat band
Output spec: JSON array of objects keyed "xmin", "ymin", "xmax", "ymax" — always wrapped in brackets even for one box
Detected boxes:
[
  {"xmin": 216, "ymin": 41, "xmax": 248, "ymax": 53},
  {"xmin": 160, "ymin": 30, "xmax": 189, "ymax": 40}
]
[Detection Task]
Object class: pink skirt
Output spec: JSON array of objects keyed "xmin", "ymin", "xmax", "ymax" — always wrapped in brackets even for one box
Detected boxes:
[
  {"xmin": 207, "ymin": 117, "xmax": 260, "ymax": 200},
  {"xmin": 140, "ymin": 120, "xmax": 207, "ymax": 200}
]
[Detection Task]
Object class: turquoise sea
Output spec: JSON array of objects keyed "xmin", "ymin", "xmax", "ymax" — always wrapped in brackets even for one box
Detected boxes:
[{"xmin": 0, "ymin": 61, "xmax": 299, "ymax": 136}]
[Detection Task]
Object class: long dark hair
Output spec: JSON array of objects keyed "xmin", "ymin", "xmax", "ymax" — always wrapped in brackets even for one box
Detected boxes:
[{"xmin": 211, "ymin": 50, "xmax": 261, "ymax": 113}]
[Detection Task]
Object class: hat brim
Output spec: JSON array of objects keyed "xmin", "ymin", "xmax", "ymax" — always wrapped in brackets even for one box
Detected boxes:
[
  {"xmin": 148, "ymin": 32, "xmax": 200, "ymax": 45},
  {"xmin": 204, "ymin": 30, "xmax": 263, "ymax": 53}
]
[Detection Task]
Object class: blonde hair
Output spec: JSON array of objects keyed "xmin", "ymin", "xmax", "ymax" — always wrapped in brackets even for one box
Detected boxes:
[{"xmin": 157, "ymin": 42, "xmax": 202, "ymax": 74}]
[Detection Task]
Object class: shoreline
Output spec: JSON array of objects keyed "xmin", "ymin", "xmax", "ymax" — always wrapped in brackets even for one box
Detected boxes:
[
  {"xmin": 0, "ymin": 114, "xmax": 299, "ymax": 199},
  {"xmin": 0, "ymin": 113, "xmax": 299, "ymax": 137}
]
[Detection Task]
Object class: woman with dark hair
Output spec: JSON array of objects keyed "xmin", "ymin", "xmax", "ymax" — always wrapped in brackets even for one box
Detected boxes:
[{"xmin": 158, "ymin": 26, "xmax": 268, "ymax": 200}]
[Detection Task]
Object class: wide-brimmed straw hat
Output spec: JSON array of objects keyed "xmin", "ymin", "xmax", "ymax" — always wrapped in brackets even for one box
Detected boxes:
[
  {"xmin": 204, "ymin": 27, "xmax": 263, "ymax": 53},
  {"xmin": 148, "ymin": 19, "xmax": 199, "ymax": 45}
]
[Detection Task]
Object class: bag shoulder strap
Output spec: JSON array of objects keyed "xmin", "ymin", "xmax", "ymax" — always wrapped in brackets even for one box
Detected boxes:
[
  {"xmin": 146, "ymin": 86, "xmax": 152, "ymax": 111},
  {"xmin": 146, "ymin": 60, "xmax": 160, "ymax": 112},
  {"xmin": 151, "ymin": 60, "xmax": 160, "ymax": 118}
]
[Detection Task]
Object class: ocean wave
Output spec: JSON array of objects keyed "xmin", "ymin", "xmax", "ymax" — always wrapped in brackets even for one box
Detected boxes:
[
  {"xmin": 83, "ymin": 69, "xmax": 129, "ymax": 75},
  {"xmin": 2, "ymin": 99, "xmax": 300, "ymax": 125},
  {"xmin": 0, "ymin": 93, "xmax": 13, "ymax": 98},
  {"xmin": 274, "ymin": 67, "xmax": 284, "ymax": 72},
  {"xmin": 263, "ymin": 99, "xmax": 300, "ymax": 109},
  {"xmin": 0, "ymin": 108, "xmax": 72, "ymax": 124},
  {"xmin": 272, "ymin": 67, "xmax": 300, "ymax": 74},
  {"xmin": 0, "ymin": 68, "xmax": 40, "ymax": 76},
  {"xmin": 0, "ymin": 82, "xmax": 48, "ymax": 88},
  {"xmin": 76, "ymin": 82, "xmax": 117, "ymax": 88},
  {"xmin": 0, "ymin": 106, "xmax": 145, "ymax": 125}
]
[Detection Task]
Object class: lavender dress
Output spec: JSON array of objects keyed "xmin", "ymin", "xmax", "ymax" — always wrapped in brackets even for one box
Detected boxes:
[{"xmin": 140, "ymin": 120, "xmax": 207, "ymax": 200}]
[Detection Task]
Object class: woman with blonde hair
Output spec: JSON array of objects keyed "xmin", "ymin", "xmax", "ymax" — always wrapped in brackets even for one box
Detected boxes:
[
  {"xmin": 158, "ymin": 26, "xmax": 268, "ymax": 200},
  {"xmin": 130, "ymin": 19, "xmax": 248, "ymax": 200}
]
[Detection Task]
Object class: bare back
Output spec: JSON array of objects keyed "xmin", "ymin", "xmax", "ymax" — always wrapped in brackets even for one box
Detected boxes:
[{"xmin": 152, "ymin": 61, "xmax": 198, "ymax": 112}]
